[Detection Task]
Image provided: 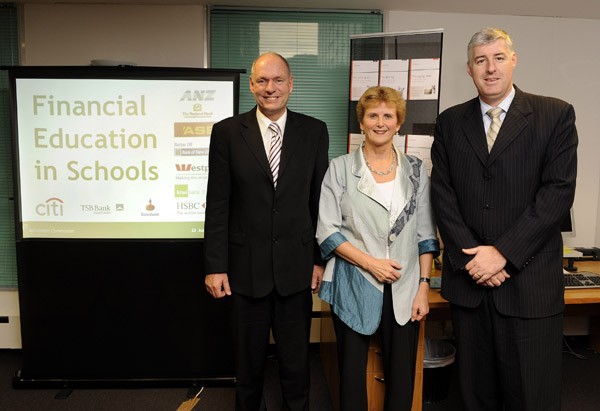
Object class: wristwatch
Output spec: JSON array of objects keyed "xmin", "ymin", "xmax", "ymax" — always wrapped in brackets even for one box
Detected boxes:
[{"xmin": 419, "ymin": 277, "xmax": 431, "ymax": 284}]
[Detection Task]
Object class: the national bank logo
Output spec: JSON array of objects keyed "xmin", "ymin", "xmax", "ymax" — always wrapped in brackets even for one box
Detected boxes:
[{"xmin": 36, "ymin": 197, "xmax": 64, "ymax": 217}]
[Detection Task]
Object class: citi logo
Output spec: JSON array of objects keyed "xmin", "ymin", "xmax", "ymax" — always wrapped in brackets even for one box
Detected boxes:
[{"xmin": 36, "ymin": 197, "xmax": 64, "ymax": 217}]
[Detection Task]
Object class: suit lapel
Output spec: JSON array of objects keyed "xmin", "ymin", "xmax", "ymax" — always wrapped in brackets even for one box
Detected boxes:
[
  {"xmin": 462, "ymin": 99, "xmax": 489, "ymax": 165},
  {"xmin": 488, "ymin": 88, "xmax": 531, "ymax": 164},
  {"xmin": 240, "ymin": 108, "xmax": 272, "ymax": 181},
  {"xmin": 278, "ymin": 110, "xmax": 302, "ymax": 181}
]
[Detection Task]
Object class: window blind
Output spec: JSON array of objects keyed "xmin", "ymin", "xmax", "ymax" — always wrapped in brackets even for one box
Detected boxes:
[
  {"xmin": 0, "ymin": 4, "xmax": 19, "ymax": 289},
  {"xmin": 210, "ymin": 8, "xmax": 383, "ymax": 160}
]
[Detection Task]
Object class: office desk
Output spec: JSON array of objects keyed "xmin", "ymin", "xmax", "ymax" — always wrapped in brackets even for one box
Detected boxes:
[
  {"xmin": 416, "ymin": 260, "xmax": 600, "ymax": 410},
  {"xmin": 321, "ymin": 260, "xmax": 600, "ymax": 411}
]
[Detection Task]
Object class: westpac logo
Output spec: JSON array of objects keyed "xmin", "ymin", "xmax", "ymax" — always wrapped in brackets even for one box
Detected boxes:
[
  {"xmin": 36, "ymin": 197, "xmax": 64, "ymax": 217},
  {"xmin": 175, "ymin": 164, "xmax": 209, "ymax": 173}
]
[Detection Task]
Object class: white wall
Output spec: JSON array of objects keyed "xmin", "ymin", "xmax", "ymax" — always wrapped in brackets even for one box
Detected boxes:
[
  {"xmin": 22, "ymin": 4, "xmax": 205, "ymax": 67},
  {"xmin": 18, "ymin": 6, "xmax": 600, "ymax": 247},
  {"xmin": 3, "ymin": 5, "xmax": 599, "ymax": 348},
  {"xmin": 386, "ymin": 11, "xmax": 600, "ymax": 248}
]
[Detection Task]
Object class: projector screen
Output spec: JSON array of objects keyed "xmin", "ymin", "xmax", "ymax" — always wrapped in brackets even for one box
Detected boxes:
[{"xmin": 9, "ymin": 66, "xmax": 240, "ymax": 240}]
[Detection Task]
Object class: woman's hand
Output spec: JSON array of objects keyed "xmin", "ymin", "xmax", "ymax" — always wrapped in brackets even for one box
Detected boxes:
[
  {"xmin": 411, "ymin": 283, "xmax": 430, "ymax": 321},
  {"xmin": 365, "ymin": 257, "xmax": 402, "ymax": 284}
]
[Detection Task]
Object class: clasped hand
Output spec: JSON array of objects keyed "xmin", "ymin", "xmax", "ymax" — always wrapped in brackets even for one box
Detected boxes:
[
  {"xmin": 366, "ymin": 257, "xmax": 402, "ymax": 284},
  {"xmin": 463, "ymin": 246, "xmax": 510, "ymax": 287}
]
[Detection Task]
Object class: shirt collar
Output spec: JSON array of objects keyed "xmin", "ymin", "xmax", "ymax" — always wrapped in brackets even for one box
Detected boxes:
[
  {"xmin": 256, "ymin": 108, "xmax": 287, "ymax": 137},
  {"xmin": 479, "ymin": 86, "xmax": 515, "ymax": 117}
]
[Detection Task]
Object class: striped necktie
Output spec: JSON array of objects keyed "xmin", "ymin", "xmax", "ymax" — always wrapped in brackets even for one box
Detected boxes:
[
  {"xmin": 268, "ymin": 122, "xmax": 282, "ymax": 188},
  {"xmin": 486, "ymin": 107, "xmax": 504, "ymax": 152}
]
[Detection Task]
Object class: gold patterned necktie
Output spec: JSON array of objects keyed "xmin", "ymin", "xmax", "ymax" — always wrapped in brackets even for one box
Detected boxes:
[
  {"xmin": 486, "ymin": 107, "xmax": 503, "ymax": 152},
  {"xmin": 268, "ymin": 122, "xmax": 282, "ymax": 188}
]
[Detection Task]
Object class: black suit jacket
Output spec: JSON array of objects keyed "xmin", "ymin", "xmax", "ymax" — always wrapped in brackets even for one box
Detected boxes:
[
  {"xmin": 204, "ymin": 107, "xmax": 329, "ymax": 298},
  {"xmin": 431, "ymin": 86, "xmax": 578, "ymax": 318}
]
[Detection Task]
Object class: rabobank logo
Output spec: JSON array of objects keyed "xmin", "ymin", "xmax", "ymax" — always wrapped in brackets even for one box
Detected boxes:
[
  {"xmin": 141, "ymin": 198, "xmax": 159, "ymax": 217},
  {"xmin": 36, "ymin": 197, "xmax": 64, "ymax": 217}
]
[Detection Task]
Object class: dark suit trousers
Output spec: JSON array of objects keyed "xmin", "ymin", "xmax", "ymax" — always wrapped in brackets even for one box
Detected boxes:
[
  {"xmin": 232, "ymin": 289, "xmax": 313, "ymax": 411},
  {"xmin": 451, "ymin": 291, "xmax": 563, "ymax": 411},
  {"xmin": 332, "ymin": 284, "xmax": 419, "ymax": 411}
]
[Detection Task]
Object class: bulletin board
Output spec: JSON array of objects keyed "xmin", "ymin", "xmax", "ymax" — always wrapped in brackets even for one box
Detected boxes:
[{"xmin": 348, "ymin": 29, "xmax": 443, "ymax": 175}]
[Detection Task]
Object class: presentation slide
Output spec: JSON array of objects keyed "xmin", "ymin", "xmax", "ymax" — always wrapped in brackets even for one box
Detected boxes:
[{"xmin": 12, "ymin": 72, "xmax": 237, "ymax": 239}]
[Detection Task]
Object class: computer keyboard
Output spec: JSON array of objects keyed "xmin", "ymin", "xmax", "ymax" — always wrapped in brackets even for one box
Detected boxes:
[{"xmin": 563, "ymin": 271, "xmax": 600, "ymax": 289}]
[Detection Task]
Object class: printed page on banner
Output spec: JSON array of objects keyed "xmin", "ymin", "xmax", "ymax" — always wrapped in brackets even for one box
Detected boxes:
[
  {"xmin": 14, "ymin": 77, "xmax": 234, "ymax": 239},
  {"xmin": 350, "ymin": 60, "xmax": 379, "ymax": 101},
  {"xmin": 379, "ymin": 59, "xmax": 409, "ymax": 100},
  {"xmin": 405, "ymin": 134, "xmax": 434, "ymax": 176},
  {"xmin": 408, "ymin": 58, "xmax": 440, "ymax": 101}
]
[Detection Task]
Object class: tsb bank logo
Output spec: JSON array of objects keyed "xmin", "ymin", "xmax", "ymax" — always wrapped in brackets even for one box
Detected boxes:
[{"xmin": 36, "ymin": 197, "xmax": 64, "ymax": 217}]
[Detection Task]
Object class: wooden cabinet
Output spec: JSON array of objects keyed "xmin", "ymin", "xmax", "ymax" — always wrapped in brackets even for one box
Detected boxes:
[
  {"xmin": 321, "ymin": 301, "xmax": 424, "ymax": 411},
  {"xmin": 366, "ymin": 338, "xmax": 385, "ymax": 410}
]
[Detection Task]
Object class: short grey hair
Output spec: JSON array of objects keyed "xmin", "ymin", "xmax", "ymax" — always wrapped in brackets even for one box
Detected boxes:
[{"xmin": 467, "ymin": 28, "xmax": 514, "ymax": 63}]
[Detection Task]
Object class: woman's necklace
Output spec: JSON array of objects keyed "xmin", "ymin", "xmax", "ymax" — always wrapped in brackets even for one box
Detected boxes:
[{"xmin": 362, "ymin": 146, "xmax": 396, "ymax": 176}]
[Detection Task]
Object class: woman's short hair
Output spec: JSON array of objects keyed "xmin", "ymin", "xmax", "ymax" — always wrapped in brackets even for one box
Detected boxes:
[{"xmin": 356, "ymin": 86, "xmax": 406, "ymax": 125}]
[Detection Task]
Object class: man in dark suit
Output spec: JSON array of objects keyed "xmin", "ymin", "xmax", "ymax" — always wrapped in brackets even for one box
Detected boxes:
[
  {"xmin": 204, "ymin": 52, "xmax": 329, "ymax": 411},
  {"xmin": 431, "ymin": 28, "xmax": 577, "ymax": 410}
]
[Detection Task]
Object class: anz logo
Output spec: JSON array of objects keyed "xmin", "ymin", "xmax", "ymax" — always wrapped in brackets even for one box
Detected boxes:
[{"xmin": 179, "ymin": 90, "xmax": 216, "ymax": 102}]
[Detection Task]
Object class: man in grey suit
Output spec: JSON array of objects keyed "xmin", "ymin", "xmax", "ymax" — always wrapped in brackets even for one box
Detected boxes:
[
  {"xmin": 204, "ymin": 52, "xmax": 329, "ymax": 410},
  {"xmin": 431, "ymin": 28, "xmax": 577, "ymax": 410}
]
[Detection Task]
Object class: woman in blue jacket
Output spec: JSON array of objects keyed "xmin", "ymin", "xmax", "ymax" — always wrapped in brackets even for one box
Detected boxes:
[{"xmin": 317, "ymin": 86, "xmax": 439, "ymax": 411}]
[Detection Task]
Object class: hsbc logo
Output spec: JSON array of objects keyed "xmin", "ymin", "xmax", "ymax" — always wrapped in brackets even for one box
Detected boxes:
[{"xmin": 175, "ymin": 164, "xmax": 208, "ymax": 173}]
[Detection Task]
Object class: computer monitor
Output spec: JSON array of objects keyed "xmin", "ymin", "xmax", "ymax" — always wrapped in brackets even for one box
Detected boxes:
[
  {"xmin": 561, "ymin": 208, "xmax": 576, "ymax": 237},
  {"xmin": 561, "ymin": 208, "xmax": 582, "ymax": 270}
]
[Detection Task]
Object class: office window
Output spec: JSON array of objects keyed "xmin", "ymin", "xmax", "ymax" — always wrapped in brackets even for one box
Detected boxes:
[
  {"xmin": 210, "ymin": 8, "xmax": 383, "ymax": 160},
  {"xmin": 0, "ymin": 4, "xmax": 19, "ymax": 288}
]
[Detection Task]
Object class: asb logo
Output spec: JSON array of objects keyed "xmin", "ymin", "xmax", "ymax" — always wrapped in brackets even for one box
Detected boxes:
[
  {"xmin": 173, "ymin": 122, "xmax": 213, "ymax": 137},
  {"xmin": 36, "ymin": 197, "xmax": 64, "ymax": 217}
]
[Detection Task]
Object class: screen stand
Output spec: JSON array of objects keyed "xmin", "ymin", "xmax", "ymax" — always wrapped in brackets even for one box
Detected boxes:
[{"xmin": 564, "ymin": 258, "xmax": 578, "ymax": 272}]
